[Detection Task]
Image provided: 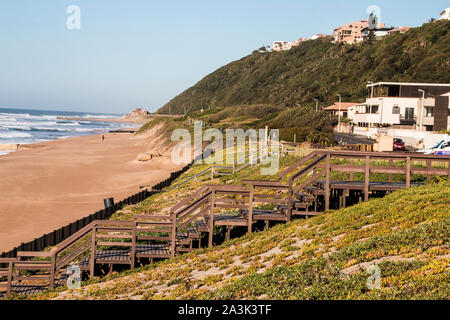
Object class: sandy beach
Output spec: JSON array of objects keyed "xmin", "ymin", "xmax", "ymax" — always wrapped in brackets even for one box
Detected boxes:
[{"xmin": 0, "ymin": 126, "xmax": 181, "ymax": 253}]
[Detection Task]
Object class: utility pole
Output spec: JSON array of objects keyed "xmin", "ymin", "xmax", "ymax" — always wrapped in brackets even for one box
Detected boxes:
[
  {"xmin": 336, "ymin": 94, "xmax": 342, "ymax": 133},
  {"xmin": 418, "ymin": 89, "xmax": 425, "ymax": 132},
  {"xmin": 367, "ymin": 81, "xmax": 374, "ymax": 136}
]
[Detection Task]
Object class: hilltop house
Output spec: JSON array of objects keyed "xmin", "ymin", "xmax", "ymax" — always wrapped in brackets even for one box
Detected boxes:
[
  {"xmin": 333, "ymin": 19, "xmax": 386, "ymax": 44},
  {"xmin": 439, "ymin": 7, "xmax": 450, "ymax": 20},
  {"xmin": 324, "ymin": 102, "xmax": 360, "ymax": 119},
  {"xmin": 272, "ymin": 41, "xmax": 293, "ymax": 51},
  {"xmin": 272, "ymin": 34, "xmax": 329, "ymax": 52},
  {"xmin": 361, "ymin": 27, "xmax": 394, "ymax": 40},
  {"xmin": 349, "ymin": 82, "xmax": 450, "ymax": 132}
]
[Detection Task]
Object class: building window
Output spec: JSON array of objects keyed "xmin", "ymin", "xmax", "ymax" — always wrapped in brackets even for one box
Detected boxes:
[
  {"xmin": 392, "ymin": 106, "xmax": 400, "ymax": 114},
  {"xmin": 425, "ymin": 107, "xmax": 434, "ymax": 117},
  {"xmin": 370, "ymin": 105, "xmax": 379, "ymax": 114}
]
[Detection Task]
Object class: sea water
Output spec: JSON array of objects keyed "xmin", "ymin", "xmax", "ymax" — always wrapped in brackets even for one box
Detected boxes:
[{"xmin": 0, "ymin": 107, "xmax": 136, "ymax": 155}]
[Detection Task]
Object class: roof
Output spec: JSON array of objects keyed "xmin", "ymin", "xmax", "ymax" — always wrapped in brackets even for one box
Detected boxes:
[
  {"xmin": 324, "ymin": 102, "xmax": 360, "ymax": 111},
  {"xmin": 367, "ymin": 82, "xmax": 450, "ymax": 88}
]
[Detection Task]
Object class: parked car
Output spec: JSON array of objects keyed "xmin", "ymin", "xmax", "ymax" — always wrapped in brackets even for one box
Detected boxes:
[
  {"xmin": 432, "ymin": 141, "xmax": 450, "ymax": 155},
  {"xmin": 393, "ymin": 138, "xmax": 406, "ymax": 151},
  {"xmin": 417, "ymin": 140, "xmax": 447, "ymax": 155}
]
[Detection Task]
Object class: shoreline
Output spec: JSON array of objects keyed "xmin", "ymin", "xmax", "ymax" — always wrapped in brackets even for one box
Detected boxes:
[
  {"xmin": 56, "ymin": 116, "xmax": 151, "ymax": 124},
  {"xmin": 0, "ymin": 115, "xmax": 143, "ymax": 152},
  {"xmin": 0, "ymin": 125, "xmax": 181, "ymax": 253}
]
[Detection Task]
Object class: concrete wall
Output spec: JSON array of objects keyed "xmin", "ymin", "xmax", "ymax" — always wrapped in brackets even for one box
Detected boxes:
[{"xmin": 354, "ymin": 127, "xmax": 449, "ymax": 149}]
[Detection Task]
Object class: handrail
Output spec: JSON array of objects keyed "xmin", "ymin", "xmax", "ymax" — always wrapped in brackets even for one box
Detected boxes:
[
  {"xmin": 289, "ymin": 154, "xmax": 327, "ymax": 184},
  {"xmin": 278, "ymin": 152, "xmax": 318, "ymax": 179},
  {"xmin": 166, "ymin": 145, "xmax": 269, "ymax": 192},
  {"xmin": 55, "ymin": 221, "xmax": 96, "ymax": 255}
]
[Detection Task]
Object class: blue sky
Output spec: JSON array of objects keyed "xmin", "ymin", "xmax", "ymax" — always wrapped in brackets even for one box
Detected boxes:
[{"xmin": 0, "ymin": 0, "xmax": 448, "ymax": 114}]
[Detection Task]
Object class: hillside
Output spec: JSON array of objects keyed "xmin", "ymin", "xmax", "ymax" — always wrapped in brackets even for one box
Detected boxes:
[
  {"xmin": 158, "ymin": 20, "xmax": 450, "ymax": 115},
  {"xmin": 26, "ymin": 182, "xmax": 449, "ymax": 300}
]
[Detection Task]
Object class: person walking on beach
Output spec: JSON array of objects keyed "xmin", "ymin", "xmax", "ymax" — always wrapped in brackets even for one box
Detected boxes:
[{"xmin": 101, "ymin": 135, "xmax": 105, "ymax": 143}]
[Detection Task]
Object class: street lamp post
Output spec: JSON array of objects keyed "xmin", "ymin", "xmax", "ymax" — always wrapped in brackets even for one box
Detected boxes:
[
  {"xmin": 336, "ymin": 94, "xmax": 342, "ymax": 133},
  {"xmin": 418, "ymin": 89, "xmax": 425, "ymax": 132}
]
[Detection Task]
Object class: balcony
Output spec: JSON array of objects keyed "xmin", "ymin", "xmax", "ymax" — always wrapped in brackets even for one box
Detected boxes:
[
  {"xmin": 352, "ymin": 113, "xmax": 380, "ymax": 124},
  {"xmin": 399, "ymin": 115, "xmax": 416, "ymax": 125}
]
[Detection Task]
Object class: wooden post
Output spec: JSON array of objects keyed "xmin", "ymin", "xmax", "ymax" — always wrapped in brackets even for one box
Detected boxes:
[
  {"xmin": 388, "ymin": 159, "xmax": 393, "ymax": 183},
  {"xmin": 406, "ymin": 156, "xmax": 411, "ymax": 188},
  {"xmin": 248, "ymin": 186, "xmax": 254, "ymax": 233},
  {"xmin": 448, "ymin": 159, "xmax": 450, "ymax": 180},
  {"xmin": 50, "ymin": 254, "xmax": 55, "ymax": 288},
  {"xmin": 364, "ymin": 155, "xmax": 370, "ymax": 202},
  {"xmin": 225, "ymin": 227, "xmax": 231, "ymax": 241},
  {"xmin": 131, "ymin": 222, "xmax": 136, "ymax": 268},
  {"xmin": 287, "ymin": 182, "xmax": 293, "ymax": 221},
  {"xmin": 170, "ymin": 212, "xmax": 176, "ymax": 258},
  {"xmin": 208, "ymin": 191, "xmax": 215, "ymax": 248},
  {"xmin": 7, "ymin": 262, "xmax": 12, "ymax": 297},
  {"xmin": 90, "ymin": 224, "xmax": 96, "ymax": 278},
  {"xmin": 426, "ymin": 159, "xmax": 431, "ymax": 182},
  {"xmin": 325, "ymin": 153, "xmax": 331, "ymax": 211},
  {"xmin": 349, "ymin": 159, "xmax": 354, "ymax": 181}
]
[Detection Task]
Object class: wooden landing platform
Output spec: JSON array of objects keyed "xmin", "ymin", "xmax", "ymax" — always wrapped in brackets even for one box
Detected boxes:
[
  {"xmin": 79, "ymin": 245, "xmax": 171, "ymax": 270},
  {"xmin": 314, "ymin": 180, "xmax": 423, "ymax": 191},
  {"xmin": 204, "ymin": 215, "xmax": 248, "ymax": 226},
  {"xmin": 0, "ymin": 274, "xmax": 68, "ymax": 297},
  {"xmin": 241, "ymin": 210, "xmax": 288, "ymax": 222},
  {"xmin": 136, "ymin": 244, "xmax": 171, "ymax": 259}
]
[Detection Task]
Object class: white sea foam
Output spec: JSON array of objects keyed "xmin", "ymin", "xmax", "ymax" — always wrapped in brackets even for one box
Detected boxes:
[{"xmin": 0, "ymin": 108, "xmax": 134, "ymax": 153}]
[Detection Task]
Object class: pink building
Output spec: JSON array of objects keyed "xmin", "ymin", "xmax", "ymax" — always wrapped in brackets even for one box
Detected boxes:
[{"xmin": 333, "ymin": 20, "xmax": 385, "ymax": 44}]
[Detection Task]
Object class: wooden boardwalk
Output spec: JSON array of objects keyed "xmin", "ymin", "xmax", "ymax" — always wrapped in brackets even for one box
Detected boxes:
[{"xmin": 1, "ymin": 150, "xmax": 449, "ymax": 298}]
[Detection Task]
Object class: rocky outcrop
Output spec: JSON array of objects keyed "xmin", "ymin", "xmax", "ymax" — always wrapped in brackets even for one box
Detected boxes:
[
  {"xmin": 137, "ymin": 152, "xmax": 162, "ymax": 162},
  {"xmin": 122, "ymin": 108, "xmax": 151, "ymax": 122}
]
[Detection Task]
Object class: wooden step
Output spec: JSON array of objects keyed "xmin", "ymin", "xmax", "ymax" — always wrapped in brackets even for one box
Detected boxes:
[
  {"xmin": 294, "ymin": 192, "xmax": 316, "ymax": 202},
  {"xmin": 177, "ymin": 233, "xmax": 191, "ymax": 245},
  {"xmin": 176, "ymin": 247, "xmax": 194, "ymax": 253},
  {"xmin": 187, "ymin": 227, "xmax": 200, "ymax": 239},
  {"xmin": 304, "ymin": 186, "xmax": 325, "ymax": 196},
  {"xmin": 204, "ymin": 215, "xmax": 248, "ymax": 227},
  {"xmin": 292, "ymin": 210, "xmax": 320, "ymax": 217},
  {"xmin": 194, "ymin": 220, "xmax": 209, "ymax": 232},
  {"xmin": 240, "ymin": 209, "xmax": 288, "ymax": 222}
]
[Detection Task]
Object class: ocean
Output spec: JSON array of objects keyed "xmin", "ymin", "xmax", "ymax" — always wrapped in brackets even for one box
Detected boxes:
[{"xmin": 0, "ymin": 107, "xmax": 136, "ymax": 155}]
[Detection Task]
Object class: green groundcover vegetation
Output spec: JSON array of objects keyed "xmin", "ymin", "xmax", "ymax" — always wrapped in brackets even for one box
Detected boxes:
[{"xmin": 17, "ymin": 181, "xmax": 449, "ymax": 300}]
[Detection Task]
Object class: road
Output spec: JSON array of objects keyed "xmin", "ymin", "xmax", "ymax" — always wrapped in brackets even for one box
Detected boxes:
[{"xmin": 334, "ymin": 133, "xmax": 376, "ymax": 145}]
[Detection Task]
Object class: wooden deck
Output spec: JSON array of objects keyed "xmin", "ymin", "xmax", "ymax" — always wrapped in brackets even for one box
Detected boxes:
[{"xmin": 314, "ymin": 180, "xmax": 424, "ymax": 191}]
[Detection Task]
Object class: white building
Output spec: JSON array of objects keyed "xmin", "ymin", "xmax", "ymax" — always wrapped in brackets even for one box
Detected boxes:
[
  {"xmin": 272, "ymin": 41, "xmax": 293, "ymax": 51},
  {"xmin": 349, "ymin": 82, "xmax": 450, "ymax": 132},
  {"xmin": 439, "ymin": 7, "xmax": 450, "ymax": 20}
]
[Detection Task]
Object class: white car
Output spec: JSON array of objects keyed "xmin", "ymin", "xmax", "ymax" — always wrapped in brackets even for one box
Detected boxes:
[
  {"xmin": 431, "ymin": 141, "xmax": 450, "ymax": 155},
  {"xmin": 418, "ymin": 140, "xmax": 448, "ymax": 155}
]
